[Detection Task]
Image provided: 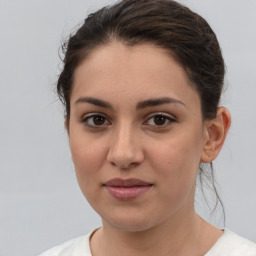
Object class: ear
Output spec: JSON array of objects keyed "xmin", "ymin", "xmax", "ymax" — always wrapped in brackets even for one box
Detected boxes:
[{"xmin": 200, "ymin": 107, "xmax": 231, "ymax": 163}]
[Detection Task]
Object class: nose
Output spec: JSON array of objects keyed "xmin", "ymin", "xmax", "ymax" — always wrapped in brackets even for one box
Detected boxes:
[{"xmin": 107, "ymin": 122, "xmax": 144, "ymax": 169}]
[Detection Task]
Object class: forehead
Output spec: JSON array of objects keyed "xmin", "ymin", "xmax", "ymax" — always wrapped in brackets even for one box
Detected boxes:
[{"xmin": 71, "ymin": 41, "xmax": 199, "ymax": 107}]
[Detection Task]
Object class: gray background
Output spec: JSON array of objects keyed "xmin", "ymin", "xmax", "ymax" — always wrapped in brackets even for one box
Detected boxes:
[{"xmin": 0, "ymin": 0, "xmax": 255, "ymax": 255}]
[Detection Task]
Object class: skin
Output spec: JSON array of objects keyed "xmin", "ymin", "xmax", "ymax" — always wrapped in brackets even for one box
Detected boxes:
[{"xmin": 67, "ymin": 41, "xmax": 231, "ymax": 256}]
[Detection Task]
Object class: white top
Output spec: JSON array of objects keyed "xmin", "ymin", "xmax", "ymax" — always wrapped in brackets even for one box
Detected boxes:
[{"xmin": 39, "ymin": 229, "xmax": 256, "ymax": 256}]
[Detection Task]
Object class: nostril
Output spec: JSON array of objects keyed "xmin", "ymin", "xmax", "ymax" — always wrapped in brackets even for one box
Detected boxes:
[
  {"xmin": 115, "ymin": 163, "xmax": 134, "ymax": 169},
  {"xmin": 107, "ymin": 134, "xmax": 144, "ymax": 169}
]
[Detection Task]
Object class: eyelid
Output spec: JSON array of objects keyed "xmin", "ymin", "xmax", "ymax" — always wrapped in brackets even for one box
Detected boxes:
[
  {"xmin": 80, "ymin": 112, "xmax": 176, "ymax": 129},
  {"xmin": 143, "ymin": 112, "xmax": 176, "ymax": 127},
  {"xmin": 81, "ymin": 112, "xmax": 111, "ymax": 128},
  {"xmin": 145, "ymin": 112, "xmax": 176, "ymax": 120}
]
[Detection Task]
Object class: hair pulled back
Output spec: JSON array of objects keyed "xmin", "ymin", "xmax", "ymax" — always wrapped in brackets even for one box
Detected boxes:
[
  {"xmin": 57, "ymin": 0, "xmax": 224, "ymax": 121},
  {"xmin": 57, "ymin": 0, "xmax": 226, "ymax": 219}
]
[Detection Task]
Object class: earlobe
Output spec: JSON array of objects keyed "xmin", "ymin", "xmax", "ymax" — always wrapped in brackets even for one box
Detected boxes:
[{"xmin": 200, "ymin": 107, "xmax": 231, "ymax": 163}]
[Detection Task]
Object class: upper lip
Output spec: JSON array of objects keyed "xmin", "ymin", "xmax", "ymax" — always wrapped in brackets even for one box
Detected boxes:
[{"xmin": 104, "ymin": 178, "xmax": 152, "ymax": 187}]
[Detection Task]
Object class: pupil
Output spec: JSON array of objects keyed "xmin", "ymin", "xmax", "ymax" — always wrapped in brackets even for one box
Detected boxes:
[
  {"xmin": 93, "ymin": 116, "xmax": 105, "ymax": 125},
  {"xmin": 154, "ymin": 115, "xmax": 166, "ymax": 125}
]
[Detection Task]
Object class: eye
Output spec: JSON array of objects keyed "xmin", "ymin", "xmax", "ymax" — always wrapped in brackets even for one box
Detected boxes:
[
  {"xmin": 144, "ymin": 113, "xmax": 176, "ymax": 127},
  {"xmin": 82, "ymin": 113, "xmax": 110, "ymax": 128}
]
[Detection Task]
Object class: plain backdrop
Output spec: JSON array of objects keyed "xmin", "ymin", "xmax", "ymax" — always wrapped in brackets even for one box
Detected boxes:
[{"xmin": 0, "ymin": 0, "xmax": 256, "ymax": 255}]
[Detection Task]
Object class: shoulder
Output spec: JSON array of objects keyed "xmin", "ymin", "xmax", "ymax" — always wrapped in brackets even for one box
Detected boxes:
[
  {"xmin": 206, "ymin": 229, "xmax": 256, "ymax": 256},
  {"xmin": 38, "ymin": 230, "xmax": 95, "ymax": 256}
]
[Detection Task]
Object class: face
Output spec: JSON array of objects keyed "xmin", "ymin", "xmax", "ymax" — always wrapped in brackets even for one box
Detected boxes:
[{"xmin": 68, "ymin": 41, "xmax": 208, "ymax": 232}]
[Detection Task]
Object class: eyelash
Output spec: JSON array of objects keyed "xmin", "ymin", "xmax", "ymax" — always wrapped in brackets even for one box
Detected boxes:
[
  {"xmin": 81, "ymin": 113, "xmax": 176, "ymax": 129},
  {"xmin": 144, "ymin": 113, "xmax": 176, "ymax": 128},
  {"xmin": 81, "ymin": 113, "xmax": 110, "ymax": 128}
]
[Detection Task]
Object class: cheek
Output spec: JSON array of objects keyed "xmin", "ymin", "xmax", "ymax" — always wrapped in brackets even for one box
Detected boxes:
[
  {"xmin": 69, "ymin": 132, "xmax": 107, "ymax": 187},
  {"xmin": 146, "ymin": 138, "xmax": 201, "ymax": 210},
  {"xmin": 146, "ymin": 128, "xmax": 203, "ymax": 188}
]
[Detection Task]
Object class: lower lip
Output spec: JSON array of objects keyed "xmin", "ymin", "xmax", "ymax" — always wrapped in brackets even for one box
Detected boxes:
[{"xmin": 104, "ymin": 185, "xmax": 152, "ymax": 201}]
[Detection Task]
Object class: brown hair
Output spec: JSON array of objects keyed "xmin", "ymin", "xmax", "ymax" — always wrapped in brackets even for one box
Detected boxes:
[{"xmin": 57, "ymin": 0, "xmax": 225, "ymax": 219}]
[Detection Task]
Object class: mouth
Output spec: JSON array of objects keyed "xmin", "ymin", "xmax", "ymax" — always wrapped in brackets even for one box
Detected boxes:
[{"xmin": 103, "ymin": 178, "xmax": 153, "ymax": 201}]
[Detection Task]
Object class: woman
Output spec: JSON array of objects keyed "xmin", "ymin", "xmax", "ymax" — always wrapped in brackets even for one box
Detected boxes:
[{"xmin": 39, "ymin": 0, "xmax": 256, "ymax": 255}]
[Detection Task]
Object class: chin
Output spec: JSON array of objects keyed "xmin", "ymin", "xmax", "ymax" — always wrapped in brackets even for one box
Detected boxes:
[{"xmin": 101, "ymin": 211, "xmax": 161, "ymax": 232}]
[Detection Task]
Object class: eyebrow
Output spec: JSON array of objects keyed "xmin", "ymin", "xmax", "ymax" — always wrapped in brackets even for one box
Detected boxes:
[
  {"xmin": 74, "ymin": 96, "xmax": 186, "ymax": 109},
  {"xmin": 136, "ymin": 97, "xmax": 186, "ymax": 109},
  {"xmin": 75, "ymin": 97, "xmax": 113, "ymax": 109}
]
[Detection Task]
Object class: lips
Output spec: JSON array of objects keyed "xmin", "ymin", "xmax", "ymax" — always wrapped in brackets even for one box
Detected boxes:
[
  {"xmin": 104, "ymin": 178, "xmax": 152, "ymax": 187},
  {"xmin": 103, "ymin": 178, "xmax": 153, "ymax": 201}
]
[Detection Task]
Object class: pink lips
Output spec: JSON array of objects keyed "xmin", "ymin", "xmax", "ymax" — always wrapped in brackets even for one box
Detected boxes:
[{"xmin": 103, "ymin": 178, "xmax": 153, "ymax": 201}]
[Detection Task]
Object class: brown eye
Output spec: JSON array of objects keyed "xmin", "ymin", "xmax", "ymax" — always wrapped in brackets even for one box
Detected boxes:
[
  {"xmin": 92, "ymin": 115, "xmax": 106, "ymax": 125},
  {"xmin": 145, "ymin": 114, "xmax": 176, "ymax": 127},
  {"xmin": 82, "ymin": 114, "xmax": 110, "ymax": 127},
  {"xmin": 153, "ymin": 115, "xmax": 168, "ymax": 126}
]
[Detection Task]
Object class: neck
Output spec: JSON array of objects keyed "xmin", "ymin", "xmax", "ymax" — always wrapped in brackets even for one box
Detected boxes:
[{"xmin": 90, "ymin": 209, "xmax": 220, "ymax": 256}]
